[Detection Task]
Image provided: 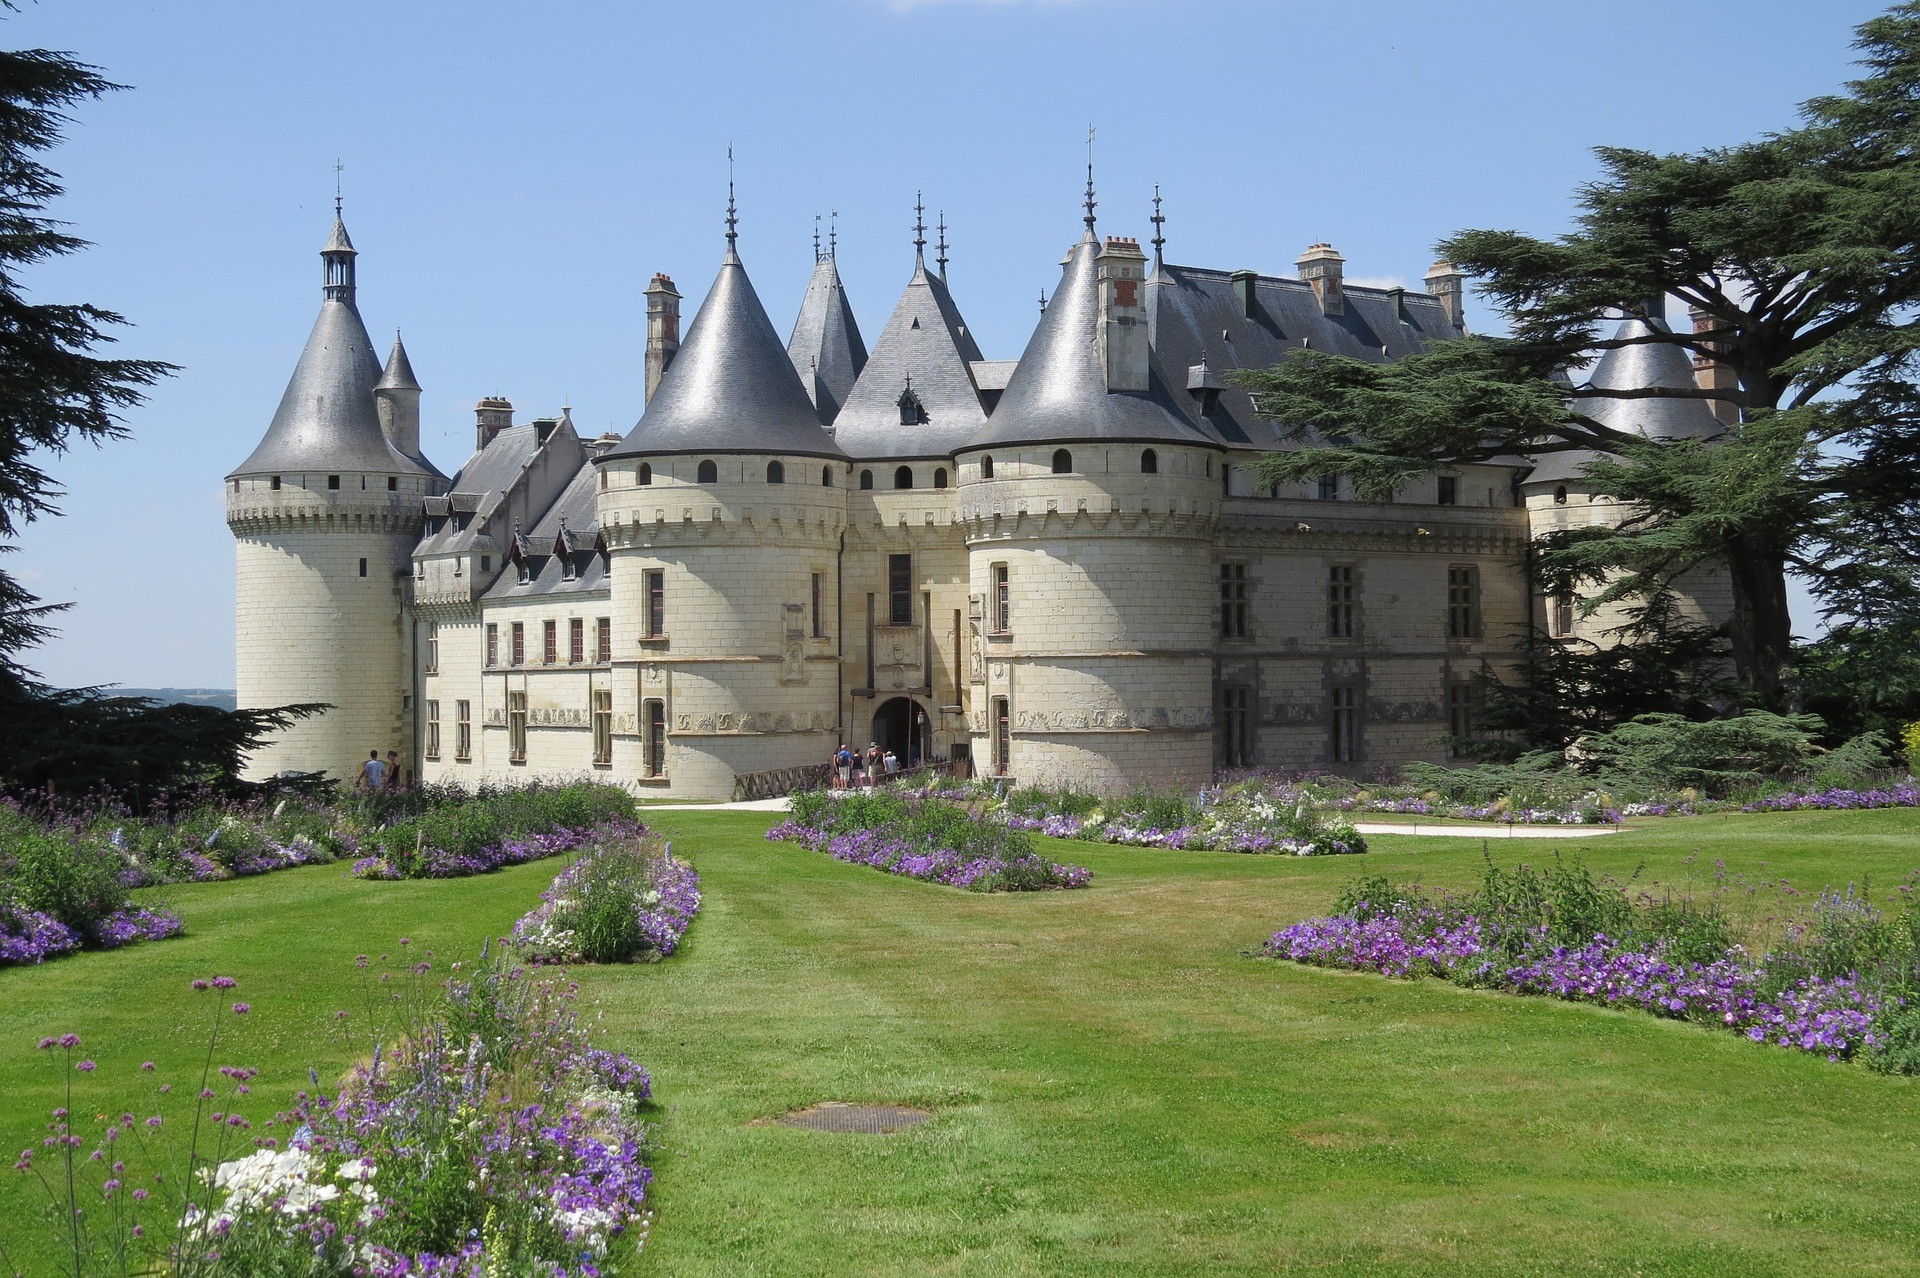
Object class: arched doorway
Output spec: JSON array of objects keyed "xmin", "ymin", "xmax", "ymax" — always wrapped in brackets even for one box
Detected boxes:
[{"xmin": 870, "ymin": 697, "xmax": 933, "ymax": 769}]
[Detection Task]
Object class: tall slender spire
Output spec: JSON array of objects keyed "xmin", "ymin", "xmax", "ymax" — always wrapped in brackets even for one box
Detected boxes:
[
  {"xmin": 829, "ymin": 209, "xmax": 838, "ymax": 260},
  {"xmin": 724, "ymin": 146, "xmax": 739, "ymax": 254},
  {"xmin": 813, "ymin": 213, "xmax": 822, "ymax": 264},
  {"xmin": 1083, "ymin": 124, "xmax": 1098, "ymax": 234},
  {"xmin": 1150, "ymin": 184, "xmax": 1166, "ymax": 268},
  {"xmin": 912, "ymin": 191, "xmax": 926, "ymax": 264},
  {"xmin": 935, "ymin": 210, "xmax": 949, "ymax": 281}
]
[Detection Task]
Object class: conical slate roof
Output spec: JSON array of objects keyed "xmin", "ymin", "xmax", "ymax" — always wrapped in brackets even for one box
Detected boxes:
[
  {"xmin": 604, "ymin": 248, "xmax": 846, "ymax": 461},
  {"xmin": 377, "ymin": 331, "xmax": 420, "ymax": 391},
  {"xmin": 830, "ymin": 258, "xmax": 988, "ymax": 459},
  {"xmin": 229, "ymin": 220, "xmax": 433, "ymax": 479},
  {"xmin": 1529, "ymin": 317, "xmax": 1725, "ymax": 485},
  {"xmin": 965, "ymin": 230, "xmax": 1213, "ymax": 452},
  {"xmin": 786, "ymin": 256, "xmax": 867, "ymax": 425}
]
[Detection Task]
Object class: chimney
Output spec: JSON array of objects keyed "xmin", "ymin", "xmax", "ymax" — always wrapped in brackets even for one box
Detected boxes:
[
  {"xmin": 1689, "ymin": 305, "xmax": 1740, "ymax": 426},
  {"xmin": 1230, "ymin": 269, "xmax": 1258, "ymax": 319},
  {"xmin": 1296, "ymin": 244, "xmax": 1345, "ymax": 317},
  {"xmin": 474, "ymin": 396, "xmax": 513, "ymax": 450},
  {"xmin": 1423, "ymin": 261, "xmax": 1466, "ymax": 332},
  {"xmin": 644, "ymin": 273, "xmax": 682, "ymax": 405},
  {"xmin": 1095, "ymin": 235, "xmax": 1150, "ymax": 393}
]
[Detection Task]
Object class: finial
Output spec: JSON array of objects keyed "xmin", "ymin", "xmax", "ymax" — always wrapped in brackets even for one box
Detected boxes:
[
  {"xmin": 1039, "ymin": 287, "xmax": 1049, "ymax": 316},
  {"xmin": 1150, "ymin": 184, "xmax": 1166, "ymax": 267},
  {"xmin": 724, "ymin": 146, "xmax": 738, "ymax": 250},
  {"xmin": 913, "ymin": 191, "xmax": 927, "ymax": 263},
  {"xmin": 1083, "ymin": 124, "xmax": 1097, "ymax": 233},
  {"xmin": 935, "ymin": 210, "xmax": 949, "ymax": 280},
  {"xmin": 813, "ymin": 213, "xmax": 822, "ymax": 264},
  {"xmin": 333, "ymin": 158, "xmax": 343, "ymax": 218},
  {"xmin": 829, "ymin": 209, "xmax": 838, "ymax": 260}
]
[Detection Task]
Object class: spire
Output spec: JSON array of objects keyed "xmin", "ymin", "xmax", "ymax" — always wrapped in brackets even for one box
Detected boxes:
[
  {"xmin": 377, "ymin": 329, "xmax": 420, "ymax": 391},
  {"xmin": 1150, "ymin": 184, "xmax": 1166, "ymax": 269},
  {"xmin": 829, "ymin": 209, "xmax": 838, "ymax": 261},
  {"xmin": 913, "ymin": 191, "xmax": 927, "ymax": 265},
  {"xmin": 1083, "ymin": 124, "xmax": 1098, "ymax": 235},
  {"xmin": 813, "ymin": 212, "xmax": 823, "ymax": 264},
  {"xmin": 724, "ymin": 146, "xmax": 739, "ymax": 258},
  {"xmin": 322, "ymin": 208, "xmax": 357, "ymax": 302},
  {"xmin": 935, "ymin": 211, "xmax": 948, "ymax": 281},
  {"xmin": 787, "ymin": 246, "xmax": 869, "ymax": 425},
  {"xmin": 1528, "ymin": 317, "xmax": 1725, "ymax": 487},
  {"xmin": 1039, "ymin": 288, "xmax": 1048, "ymax": 316}
]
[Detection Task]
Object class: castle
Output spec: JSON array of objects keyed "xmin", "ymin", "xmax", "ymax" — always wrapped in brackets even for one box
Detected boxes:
[{"xmin": 226, "ymin": 188, "xmax": 1731, "ymax": 798}]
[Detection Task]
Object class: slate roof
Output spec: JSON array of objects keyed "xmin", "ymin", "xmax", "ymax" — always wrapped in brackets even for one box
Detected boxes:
[
  {"xmin": 830, "ymin": 259, "xmax": 990, "ymax": 459},
  {"xmin": 964, "ymin": 232, "xmax": 1214, "ymax": 452},
  {"xmin": 229, "ymin": 219, "xmax": 438, "ymax": 479},
  {"xmin": 377, "ymin": 332, "xmax": 420, "ymax": 391},
  {"xmin": 483, "ymin": 461, "xmax": 608, "ymax": 600},
  {"xmin": 1142, "ymin": 261, "xmax": 1462, "ymax": 453},
  {"xmin": 414, "ymin": 422, "xmax": 552, "ymax": 556},
  {"xmin": 603, "ymin": 248, "xmax": 846, "ymax": 462},
  {"xmin": 1528, "ymin": 317, "xmax": 1726, "ymax": 486},
  {"xmin": 786, "ymin": 256, "xmax": 868, "ymax": 425}
]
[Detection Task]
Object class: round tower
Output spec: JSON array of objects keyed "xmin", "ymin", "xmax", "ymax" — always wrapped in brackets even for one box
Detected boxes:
[
  {"xmin": 226, "ymin": 211, "xmax": 446, "ymax": 783},
  {"xmin": 596, "ymin": 209, "xmax": 848, "ymax": 798},
  {"xmin": 955, "ymin": 223, "xmax": 1223, "ymax": 792}
]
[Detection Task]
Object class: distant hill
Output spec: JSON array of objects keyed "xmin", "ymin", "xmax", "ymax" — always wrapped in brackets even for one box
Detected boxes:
[{"xmin": 107, "ymin": 688, "xmax": 239, "ymax": 711}]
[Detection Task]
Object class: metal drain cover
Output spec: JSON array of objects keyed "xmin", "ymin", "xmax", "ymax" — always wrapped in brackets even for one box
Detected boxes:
[{"xmin": 775, "ymin": 1102, "xmax": 932, "ymax": 1133}]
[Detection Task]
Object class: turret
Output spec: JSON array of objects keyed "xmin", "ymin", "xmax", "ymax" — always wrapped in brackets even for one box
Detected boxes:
[
  {"xmin": 786, "ymin": 248, "xmax": 868, "ymax": 426},
  {"xmin": 375, "ymin": 331, "xmax": 422, "ymax": 459}
]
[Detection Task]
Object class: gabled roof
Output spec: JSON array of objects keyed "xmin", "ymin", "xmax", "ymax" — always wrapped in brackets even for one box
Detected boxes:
[
  {"xmin": 484, "ymin": 461, "xmax": 608, "ymax": 600},
  {"xmin": 965, "ymin": 232, "xmax": 1213, "ymax": 452},
  {"xmin": 603, "ymin": 248, "xmax": 846, "ymax": 462},
  {"xmin": 1528, "ymin": 317, "xmax": 1725, "ymax": 486},
  {"xmin": 786, "ymin": 256, "xmax": 868, "ymax": 425},
  {"xmin": 229, "ymin": 219, "xmax": 436, "ymax": 479},
  {"xmin": 414, "ymin": 419, "xmax": 580, "ymax": 557},
  {"xmin": 830, "ymin": 259, "xmax": 989, "ymax": 459}
]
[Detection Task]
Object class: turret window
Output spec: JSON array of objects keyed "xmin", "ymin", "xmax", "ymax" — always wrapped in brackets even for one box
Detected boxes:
[
  {"xmin": 980, "ymin": 455, "xmax": 994, "ymax": 479},
  {"xmin": 859, "ymin": 469, "xmax": 873, "ymax": 490},
  {"xmin": 1052, "ymin": 449, "xmax": 1072, "ymax": 474},
  {"xmin": 327, "ymin": 475, "xmax": 340, "ymax": 490},
  {"xmin": 1447, "ymin": 565, "xmax": 1482, "ymax": 639},
  {"xmin": 358, "ymin": 558, "xmax": 368, "ymax": 578},
  {"xmin": 388, "ymin": 477, "xmax": 398, "ymax": 491},
  {"xmin": 639, "ymin": 463, "xmax": 653, "ymax": 486},
  {"xmin": 1438, "ymin": 476, "xmax": 1459, "ymax": 506},
  {"xmin": 1318, "ymin": 474, "xmax": 1340, "ymax": 501},
  {"xmin": 895, "ymin": 466, "xmax": 913, "ymax": 490},
  {"xmin": 822, "ymin": 465, "xmax": 834, "ymax": 488},
  {"xmin": 934, "ymin": 468, "xmax": 948, "ymax": 489},
  {"xmin": 697, "ymin": 459, "xmax": 717, "ymax": 484},
  {"xmin": 271, "ymin": 476, "xmax": 281, "ymax": 490},
  {"xmin": 767, "ymin": 460, "xmax": 785, "ymax": 484},
  {"xmin": 888, "ymin": 554, "xmax": 913, "ymax": 626},
  {"xmin": 644, "ymin": 570, "xmax": 665, "ymax": 638},
  {"xmin": 1141, "ymin": 448, "xmax": 1158, "ymax": 474},
  {"xmin": 1554, "ymin": 485, "xmax": 1568, "ymax": 505}
]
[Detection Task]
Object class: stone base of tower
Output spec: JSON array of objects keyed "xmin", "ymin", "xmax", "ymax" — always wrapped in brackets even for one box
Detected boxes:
[{"xmin": 985, "ymin": 730, "xmax": 1214, "ymax": 793}]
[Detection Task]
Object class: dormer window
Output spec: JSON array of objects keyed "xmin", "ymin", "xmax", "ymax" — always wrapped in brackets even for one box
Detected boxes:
[
  {"xmin": 897, "ymin": 383, "xmax": 927, "ymax": 426},
  {"xmin": 479, "ymin": 555, "xmax": 490, "ymax": 573}
]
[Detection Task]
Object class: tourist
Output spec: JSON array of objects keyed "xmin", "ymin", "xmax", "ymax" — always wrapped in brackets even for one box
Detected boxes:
[
  {"xmin": 356, "ymin": 749, "xmax": 387, "ymax": 791},
  {"xmin": 385, "ymin": 750, "xmax": 404, "ymax": 790},
  {"xmin": 865, "ymin": 742, "xmax": 882, "ymax": 786},
  {"xmin": 884, "ymin": 749, "xmax": 899, "ymax": 774},
  {"xmin": 834, "ymin": 743, "xmax": 853, "ymax": 790}
]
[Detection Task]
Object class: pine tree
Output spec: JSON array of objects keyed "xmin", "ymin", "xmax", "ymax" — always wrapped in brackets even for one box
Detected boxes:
[{"xmin": 1240, "ymin": 2, "xmax": 1920, "ymax": 714}]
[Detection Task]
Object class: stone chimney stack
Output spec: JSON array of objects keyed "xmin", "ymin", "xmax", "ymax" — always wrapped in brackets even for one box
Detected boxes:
[
  {"xmin": 644, "ymin": 273, "xmax": 682, "ymax": 405},
  {"xmin": 1689, "ymin": 305, "xmax": 1740, "ymax": 426},
  {"xmin": 474, "ymin": 396, "xmax": 514, "ymax": 450},
  {"xmin": 1095, "ymin": 235, "xmax": 1150, "ymax": 393},
  {"xmin": 1297, "ymin": 243, "xmax": 1345, "ymax": 317},
  {"xmin": 1230, "ymin": 269, "xmax": 1259, "ymax": 319},
  {"xmin": 1424, "ymin": 261, "xmax": 1466, "ymax": 332}
]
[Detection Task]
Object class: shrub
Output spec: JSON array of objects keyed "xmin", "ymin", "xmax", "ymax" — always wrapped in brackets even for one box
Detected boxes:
[{"xmin": 513, "ymin": 827, "xmax": 702, "ymax": 964}]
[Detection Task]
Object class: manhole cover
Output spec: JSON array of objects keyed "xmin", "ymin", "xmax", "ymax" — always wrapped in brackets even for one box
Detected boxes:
[{"xmin": 775, "ymin": 1102, "xmax": 932, "ymax": 1133}]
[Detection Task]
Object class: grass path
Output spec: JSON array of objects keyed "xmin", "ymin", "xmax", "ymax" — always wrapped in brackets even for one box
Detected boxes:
[{"xmin": 3, "ymin": 808, "xmax": 1920, "ymax": 1273}]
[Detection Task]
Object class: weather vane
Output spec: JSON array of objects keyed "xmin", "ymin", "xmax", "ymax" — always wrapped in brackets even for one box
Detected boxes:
[
  {"xmin": 1083, "ymin": 124, "xmax": 1097, "ymax": 232},
  {"xmin": 913, "ymin": 191, "xmax": 926, "ymax": 262},
  {"xmin": 724, "ymin": 145, "xmax": 738, "ymax": 249},
  {"xmin": 1150, "ymin": 183, "xmax": 1166, "ymax": 267},
  {"xmin": 333, "ymin": 159, "xmax": 344, "ymax": 216}
]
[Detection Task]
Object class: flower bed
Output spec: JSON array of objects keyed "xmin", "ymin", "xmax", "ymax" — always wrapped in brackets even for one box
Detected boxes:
[
  {"xmin": 996, "ymin": 779, "xmax": 1367, "ymax": 856},
  {"xmin": 1261, "ymin": 861, "xmax": 1920, "ymax": 1069},
  {"xmin": 13, "ymin": 951, "xmax": 660, "ymax": 1274},
  {"xmin": 349, "ymin": 783, "xmax": 636, "ymax": 880},
  {"xmin": 351, "ymin": 825, "xmax": 596, "ymax": 880},
  {"xmin": 771, "ymin": 789, "xmax": 1091, "ymax": 891},
  {"xmin": 513, "ymin": 824, "xmax": 702, "ymax": 963}
]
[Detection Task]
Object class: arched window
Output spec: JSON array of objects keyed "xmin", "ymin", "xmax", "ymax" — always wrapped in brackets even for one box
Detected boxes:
[
  {"xmin": 822, "ymin": 465, "xmax": 834, "ymax": 487},
  {"xmin": 859, "ymin": 469, "xmax": 873, "ymax": 490},
  {"xmin": 697, "ymin": 459, "xmax": 717, "ymax": 484},
  {"xmin": 1141, "ymin": 448, "xmax": 1158, "ymax": 474},
  {"xmin": 895, "ymin": 465, "xmax": 914, "ymax": 490},
  {"xmin": 933, "ymin": 467, "xmax": 948, "ymax": 489},
  {"xmin": 766, "ymin": 460, "xmax": 785, "ymax": 484},
  {"xmin": 981, "ymin": 455, "xmax": 994, "ymax": 479},
  {"xmin": 638, "ymin": 463, "xmax": 652, "ymax": 486},
  {"xmin": 1553, "ymin": 485, "xmax": 1568, "ymax": 505},
  {"xmin": 1052, "ymin": 449, "xmax": 1072, "ymax": 474}
]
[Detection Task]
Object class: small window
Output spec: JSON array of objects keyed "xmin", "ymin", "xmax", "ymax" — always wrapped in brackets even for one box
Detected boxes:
[
  {"xmin": 993, "ymin": 563, "xmax": 1010, "ymax": 633},
  {"xmin": 1447, "ymin": 682, "xmax": 1478, "ymax": 757},
  {"xmin": 508, "ymin": 691, "xmax": 528, "ymax": 764},
  {"xmin": 1554, "ymin": 485, "xmax": 1568, "ymax": 505},
  {"xmin": 426, "ymin": 622, "xmax": 439, "ymax": 673},
  {"xmin": 388, "ymin": 476, "xmax": 398, "ymax": 491},
  {"xmin": 596, "ymin": 616, "xmax": 612, "ymax": 663},
  {"xmin": 1330, "ymin": 686, "xmax": 1360, "ymax": 763},
  {"xmin": 1141, "ymin": 448, "xmax": 1158, "ymax": 474},
  {"xmin": 455, "ymin": 699, "xmax": 471, "ymax": 761},
  {"xmin": 270, "ymin": 476, "xmax": 281, "ymax": 491},
  {"xmin": 592, "ymin": 688, "xmax": 613, "ymax": 765},
  {"xmin": 425, "ymin": 700, "xmax": 440, "ymax": 761},
  {"xmin": 479, "ymin": 555, "xmax": 490, "ymax": 573},
  {"xmin": 1317, "ymin": 475, "xmax": 1339, "ymax": 501},
  {"xmin": 1221, "ymin": 462, "xmax": 1232, "ymax": 497},
  {"xmin": 358, "ymin": 558, "xmax": 368, "ymax": 578},
  {"xmin": 328, "ymin": 475, "xmax": 340, "ymax": 490},
  {"xmin": 1328, "ymin": 565, "xmax": 1357, "ymax": 638},
  {"xmin": 645, "ymin": 570, "xmax": 665, "ymax": 638},
  {"xmin": 767, "ymin": 460, "xmax": 785, "ymax": 484},
  {"xmin": 933, "ymin": 467, "xmax": 948, "ymax": 489},
  {"xmin": 811, "ymin": 572, "xmax": 825, "ymax": 638},
  {"xmin": 644, "ymin": 698, "xmax": 667, "ymax": 778},
  {"xmin": 569, "ymin": 617, "xmax": 584, "ymax": 664},
  {"xmin": 454, "ymin": 557, "xmax": 464, "ymax": 578},
  {"xmin": 822, "ymin": 465, "xmax": 834, "ymax": 487},
  {"xmin": 1437, "ymin": 475, "xmax": 1459, "ymax": 506},
  {"xmin": 543, "ymin": 618, "xmax": 558, "ymax": 664},
  {"xmin": 697, "ymin": 459, "xmax": 717, "ymax": 484},
  {"xmin": 992, "ymin": 697, "xmax": 1011, "ymax": 776},
  {"xmin": 639, "ymin": 463, "xmax": 653, "ymax": 485},
  {"xmin": 485, "ymin": 623, "xmax": 498, "ymax": 668},
  {"xmin": 511, "ymin": 621, "xmax": 526, "ymax": 666},
  {"xmin": 1219, "ymin": 563, "xmax": 1249, "ymax": 640},
  {"xmin": 981, "ymin": 455, "xmax": 994, "ymax": 479},
  {"xmin": 1447, "ymin": 565, "xmax": 1482, "ymax": 639},
  {"xmin": 599, "ymin": 469, "xmax": 608, "ymax": 491},
  {"xmin": 895, "ymin": 466, "xmax": 914, "ymax": 490},
  {"xmin": 1052, "ymin": 449, "xmax": 1072, "ymax": 474},
  {"xmin": 1553, "ymin": 590, "xmax": 1577, "ymax": 638},
  {"xmin": 859, "ymin": 469, "xmax": 873, "ymax": 490},
  {"xmin": 888, "ymin": 554, "xmax": 913, "ymax": 626},
  {"xmin": 1221, "ymin": 685, "xmax": 1253, "ymax": 768}
]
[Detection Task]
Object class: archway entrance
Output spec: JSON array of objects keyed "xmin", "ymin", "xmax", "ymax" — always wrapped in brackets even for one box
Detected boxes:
[{"xmin": 870, "ymin": 697, "xmax": 933, "ymax": 769}]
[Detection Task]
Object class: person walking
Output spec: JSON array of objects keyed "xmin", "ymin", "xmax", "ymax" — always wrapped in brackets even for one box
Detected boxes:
[
  {"xmin": 865, "ymin": 742, "xmax": 882, "ymax": 787},
  {"xmin": 356, "ymin": 749, "xmax": 387, "ymax": 792},
  {"xmin": 834, "ymin": 743, "xmax": 853, "ymax": 790}
]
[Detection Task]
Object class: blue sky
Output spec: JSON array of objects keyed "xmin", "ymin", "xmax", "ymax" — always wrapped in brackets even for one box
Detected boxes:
[{"xmin": 6, "ymin": 0, "xmax": 1890, "ymax": 688}]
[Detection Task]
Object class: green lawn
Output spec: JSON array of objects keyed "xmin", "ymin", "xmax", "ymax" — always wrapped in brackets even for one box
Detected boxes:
[{"xmin": 3, "ymin": 808, "xmax": 1920, "ymax": 1274}]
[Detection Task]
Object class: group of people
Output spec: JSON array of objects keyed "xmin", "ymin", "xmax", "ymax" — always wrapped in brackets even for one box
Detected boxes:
[
  {"xmin": 832, "ymin": 741, "xmax": 906, "ymax": 789},
  {"xmin": 356, "ymin": 748, "xmax": 408, "ymax": 791}
]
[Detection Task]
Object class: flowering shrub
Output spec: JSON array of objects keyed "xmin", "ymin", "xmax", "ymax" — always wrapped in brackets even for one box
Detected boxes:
[
  {"xmin": 351, "ymin": 783, "xmax": 634, "ymax": 880},
  {"xmin": 512, "ymin": 824, "xmax": 701, "ymax": 963},
  {"xmin": 1262, "ymin": 859, "xmax": 1920, "ymax": 1069},
  {"xmin": 772, "ymin": 789, "xmax": 1092, "ymax": 891},
  {"xmin": 8, "ymin": 949, "xmax": 660, "ymax": 1275},
  {"xmin": 996, "ymin": 780, "xmax": 1368, "ymax": 855}
]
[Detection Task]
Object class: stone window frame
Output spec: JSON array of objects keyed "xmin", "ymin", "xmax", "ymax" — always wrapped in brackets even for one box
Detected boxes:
[
  {"xmin": 1446, "ymin": 680, "xmax": 1479, "ymax": 757},
  {"xmin": 508, "ymin": 691, "xmax": 528, "ymax": 764},
  {"xmin": 990, "ymin": 563, "xmax": 1011, "ymax": 636},
  {"xmin": 485, "ymin": 624, "xmax": 498, "ymax": 668},
  {"xmin": 542, "ymin": 619, "xmax": 558, "ymax": 665},
  {"xmin": 1218, "ymin": 562, "xmax": 1251, "ymax": 642},
  {"xmin": 510, "ymin": 622, "xmax": 526, "ymax": 667},
  {"xmin": 569, "ymin": 617, "xmax": 585, "ymax": 665},
  {"xmin": 643, "ymin": 698, "xmax": 667, "ymax": 778},
  {"xmin": 1220, "ymin": 684, "xmax": 1254, "ymax": 768},
  {"xmin": 596, "ymin": 616, "xmax": 612, "ymax": 664},
  {"xmin": 454, "ymin": 699, "xmax": 472, "ymax": 762},
  {"xmin": 426, "ymin": 622, "xmax": 439, "ymax": 673},
  {"xmin": 644, "ymin": 570, "xmax": 667, "ymax": 640},
  {"xmin": 1329, "ymin": 684, "xmax": 1362, "ymax": 763},
  {"xmin": 1446, "ymin": 564, "xmax": 1483, "ymax": 640},
  {"xmin": 424, "ymin": 699, "xmax": 440, "ymax": 761},
  {"xmin": 592, "ymin": 688, "xmax": 613, "ymax": 767},
  {"xmin": 1327, "ymin": 564, "xmax": 1358, "ymax": 639}
]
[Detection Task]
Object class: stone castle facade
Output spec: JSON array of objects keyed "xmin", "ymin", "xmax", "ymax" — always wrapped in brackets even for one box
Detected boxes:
[{"xmin": 226, "ymin": 196, "xmax": 1733, "ymax": 798}]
